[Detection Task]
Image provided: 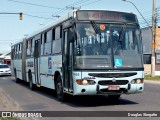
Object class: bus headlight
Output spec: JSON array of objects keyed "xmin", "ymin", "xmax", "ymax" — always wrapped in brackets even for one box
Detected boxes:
[
  {"xmin": 82, "ymin": 80, "xmax": 88, "ymax": 85},
  {"xmin": 76, "ymin": 79, "xmax": 96, "ymax": 85},
  {"xmin": 131, "ymin": 78, "xmax": 144, "ymax": 84}
]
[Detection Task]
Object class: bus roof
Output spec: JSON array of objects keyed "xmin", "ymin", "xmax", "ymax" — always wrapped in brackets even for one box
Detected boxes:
[
  {"xmin": 19, "ymin": 9, "xmax": 137, "ymax": 41},
  {"xmin": 26, "ymin": 10, "xmax": 77, "ymax": 39}
]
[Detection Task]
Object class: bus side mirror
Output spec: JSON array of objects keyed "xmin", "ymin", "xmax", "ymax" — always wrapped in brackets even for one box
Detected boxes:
[
  {"xmin": 118, "ymin": 32, "xmax": 123, "ymax": 42},
  {"xmin": 69, "ymin": 31, "xmax": 77, "ymax": 43}
]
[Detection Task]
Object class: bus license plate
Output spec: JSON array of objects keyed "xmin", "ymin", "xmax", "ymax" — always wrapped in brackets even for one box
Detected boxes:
[{"xmin": 108, "ymin": 86, "xmax": 120, "ymax": 90}]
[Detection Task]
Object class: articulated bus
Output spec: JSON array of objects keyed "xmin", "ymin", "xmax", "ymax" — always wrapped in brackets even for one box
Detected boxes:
[{"xmin": 11, "ymin": 10, "xmax": 144, "ymax": 101}]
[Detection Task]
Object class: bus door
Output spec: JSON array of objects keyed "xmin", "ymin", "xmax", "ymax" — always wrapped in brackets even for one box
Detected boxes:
[
  {"xmin": 62, "ymin": 27, "xmax": 74, "ymax": 92},
  {"xmin": 34, "ymin": 40, "xmax": 41, "ymax": 86}
]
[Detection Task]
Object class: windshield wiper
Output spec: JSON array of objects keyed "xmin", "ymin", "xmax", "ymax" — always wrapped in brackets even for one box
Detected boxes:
[
  {"xmin": 117, "ymin": 24, "xmax": 126, "ymax": 49},
  {"xmin": 90, "ymin": 21, "xmax": 102, "ymax": 38},
  {"xmin": 118, "ymin": 24, "xmax": 126, "ymax": 42}
]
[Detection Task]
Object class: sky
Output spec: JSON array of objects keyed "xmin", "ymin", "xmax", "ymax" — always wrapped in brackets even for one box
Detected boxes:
[{"xmin": 0, "ymin": 0, "xmax": 160, "ymax": 53}]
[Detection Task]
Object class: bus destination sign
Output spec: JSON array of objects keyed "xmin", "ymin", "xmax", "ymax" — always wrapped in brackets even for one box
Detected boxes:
[{"xmin": 76, "ymin": 10, "xmax": 138, "ymax": 23}]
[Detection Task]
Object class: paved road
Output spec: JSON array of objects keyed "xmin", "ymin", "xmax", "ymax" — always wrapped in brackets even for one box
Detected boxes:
[{"xmin": 0, "ymin": 76, "xmax": 160, "ymax": 120}]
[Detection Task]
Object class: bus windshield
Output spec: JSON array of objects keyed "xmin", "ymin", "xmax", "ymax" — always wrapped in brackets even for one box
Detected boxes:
[{"xmin": 73, "ymin": 22, "xmax": 143, "ymax": 69}]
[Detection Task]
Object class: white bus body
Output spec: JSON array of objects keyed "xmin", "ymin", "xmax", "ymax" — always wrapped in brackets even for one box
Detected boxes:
[{"xmin": 11, "ymin": 10, "xmax": 144, "ymax": 101}]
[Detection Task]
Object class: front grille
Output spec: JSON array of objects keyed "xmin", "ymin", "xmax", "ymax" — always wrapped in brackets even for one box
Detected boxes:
[
  {"xmin": 88, "ymin": 73, "xmax": 137, "ymax": 78},
  {"xmin": 98, "ymin": 80, "xmax": 128, "ymax": 85}
]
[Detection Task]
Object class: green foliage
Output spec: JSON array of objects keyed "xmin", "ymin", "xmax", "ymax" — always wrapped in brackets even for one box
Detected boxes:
[
  {"xmin": 145, "ymin": 75, "xmax": 160, "ymax": 81},
  {"xmin": 0, "ymin": 117, "xmax": 20, "ymax": 120}
]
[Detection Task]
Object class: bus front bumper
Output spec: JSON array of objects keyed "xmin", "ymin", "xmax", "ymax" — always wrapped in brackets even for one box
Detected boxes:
[
  {"xmin": 96, "ymin": 83, "xmax": 144, "ymax": 95},
  {"xmin": 73, "ymin": 83, "xmax": 144, "ymax": 95}
]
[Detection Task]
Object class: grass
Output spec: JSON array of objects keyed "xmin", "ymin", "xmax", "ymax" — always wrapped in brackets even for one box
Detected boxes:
[
  {"xmin": 144, "ymin": 74, "xmax": 160, "ymax": 81},
  {"xmin": 0, "ymin": 118, "xmax": 20, "ymax": 120}
]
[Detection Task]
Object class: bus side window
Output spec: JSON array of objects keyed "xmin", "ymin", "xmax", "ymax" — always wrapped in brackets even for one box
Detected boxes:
[
  {"xmin": 11, "ymin": 46, "xmax": 14, "ymax": 60},
  {"xmin": 26, "ymin": 39, "xmax": 33, "ymax": 58},
  {"xmin": 17, "ymin": 45, "xmax": 19, "ymax": 59},
  {"xmin": 31, "ymin": 38, "xmax": 34, "ymax": 57},
  {"xmin": 17, "ymin": 44, "xmax": 19, "ymax": 59},
  {"xmin": 19, "ymin": 43, "xmax": 22, "ymax": 59},
  {"xmin": 26, "ymin": 40, "xmax": 29, "ymax": 57},
  {"xmin": 15, "ymin": 45, "xmax": 18, "ymax": 59},
  {"xmin": 30, "ymin": 39, "xmax": 32, "ymax": 57},
  {"xmin": 14, "ymin": 45, "xmax": 17, "ymax": 59},
  {"xmin": 44, "ymin": 30, "xmax": 52, "ymax": 55},
  {"xmin": 52, "ymin": 28, "xmax": 55, "ymax": 54},
  {"xmin": 52, "ymin": 26, "xmax": 62, "ymax": 54},
  {"xmin": 41, "ymin": 34, "xmax": 44, "ymax": 56}
]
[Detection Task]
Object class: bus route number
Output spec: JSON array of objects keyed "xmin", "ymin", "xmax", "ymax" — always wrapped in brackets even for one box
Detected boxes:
[{"xmin": 73, "ymin": 73, "xmax": 80, "ymax": 76}]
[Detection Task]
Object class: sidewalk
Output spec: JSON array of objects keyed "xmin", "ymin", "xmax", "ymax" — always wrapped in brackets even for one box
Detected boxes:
[{"xmin": 144, "ymin": 80, "xmax": 160, "ymax": 84}]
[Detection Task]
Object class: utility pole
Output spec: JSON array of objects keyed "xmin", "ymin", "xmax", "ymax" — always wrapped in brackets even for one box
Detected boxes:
[{"xmin": 151, "ymin": 0, "xmax": 156, "ymax": 77}]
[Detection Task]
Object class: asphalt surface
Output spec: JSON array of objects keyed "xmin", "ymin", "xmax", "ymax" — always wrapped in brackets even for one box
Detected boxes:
[{"xmin": 0, "ymin": 76, "xmax": 160, "ymax": 120}]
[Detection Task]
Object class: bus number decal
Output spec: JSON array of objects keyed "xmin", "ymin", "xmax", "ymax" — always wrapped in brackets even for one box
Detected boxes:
[{"xmin": 73, "ymin": 73, "xmax": 80, "ymax": 76}]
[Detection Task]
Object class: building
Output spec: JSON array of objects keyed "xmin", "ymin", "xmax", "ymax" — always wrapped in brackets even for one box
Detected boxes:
[
  {"xmin": 0, "ymin": 52, "xmax": 11, "ymax": 66},
  {"xmin": 141, "ymin": 26, "xmax": 160, "ymax": 75}
]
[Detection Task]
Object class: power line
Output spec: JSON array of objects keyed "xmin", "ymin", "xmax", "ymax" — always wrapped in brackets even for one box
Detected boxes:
[
  {"xmin": 50, "ymin": 0, "xmax": 86, "ymax": 19},
  {"xmin": 7, "ymin": 0, "xmax": 62, "ymax": 9},
  {"xmin": 51, "ymin": 0, "xmax": 98, "ymax": 17},
  {"xmin": 38, "ymin": 0, "xmax": 89, "ymax": 28},
  {"xmin": 24, "ymin": 13, "xmax": 54, "ymax": 19},
  {"xmin": 52, "ymin": 0, "xmax": 85, "ymax": 15},
  {"xmin": 138, "ymin": 7, "xmax": 160, "ymax": 28},
  {"xmin": 0, "ymin": 11, "xmax": 55, "ymax": 19},
  {"xmin": 41, "ymin": 0, "xmax": 103, "ymax": 27},
  {"xmin": 80, "ymin": 0, "xmax": 102, "ymax": 7},
  {"xmin": 67, "ymin": 0, "xmax": 88, "ymax": 7},
  {"xmin": 0, "ymin": 39, "xmax": 20, "ymax": 41},
  {"xmin": 46, "ymin": 0, "xmax": 91, "ymax": 23}
]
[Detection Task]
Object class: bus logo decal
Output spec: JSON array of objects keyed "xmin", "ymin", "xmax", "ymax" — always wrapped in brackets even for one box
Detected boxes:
[
  {"xmin": 112, "ymin": 77, "xmax": 116, "ymax": 82},
  {"xmin": 48, "ymin": 57, "xmax": 52, "ymax": 69}
]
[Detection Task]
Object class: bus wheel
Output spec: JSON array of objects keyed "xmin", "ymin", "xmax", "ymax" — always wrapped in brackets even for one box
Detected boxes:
[
  {"xmin": 108, "ymin": 95, "xmax": 121, "ymax": 100},
  {"xmin": 56, "ymin": 76, "xmax": 65, "ymax": 102},
  {"xmin": 28, "ymin": 73, "xmax": 35, "ymax": 90}
]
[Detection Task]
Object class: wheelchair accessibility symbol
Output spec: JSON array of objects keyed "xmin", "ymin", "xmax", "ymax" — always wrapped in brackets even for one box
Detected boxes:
[{"xmin": 114, "ymin": 58, "xmax": 122, "ymax": 67}]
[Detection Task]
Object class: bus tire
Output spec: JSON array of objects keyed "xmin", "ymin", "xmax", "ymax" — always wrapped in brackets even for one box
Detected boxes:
[
  {"xmin": 108, "ymin": 95, "xmax": 121, "ymax": 100},
  {"xmin": 56, "ymin": 75, "xmax": 65, "ymax": 102},
  {"xmin": 28, "ymin": 72, "xmax": 35, "ymax": 90}
]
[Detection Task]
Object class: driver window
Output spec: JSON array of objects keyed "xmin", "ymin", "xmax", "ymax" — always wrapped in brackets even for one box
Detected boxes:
[{"xmin": 126, "ymin": 30, "xmax": 138, "ymax": 51}]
